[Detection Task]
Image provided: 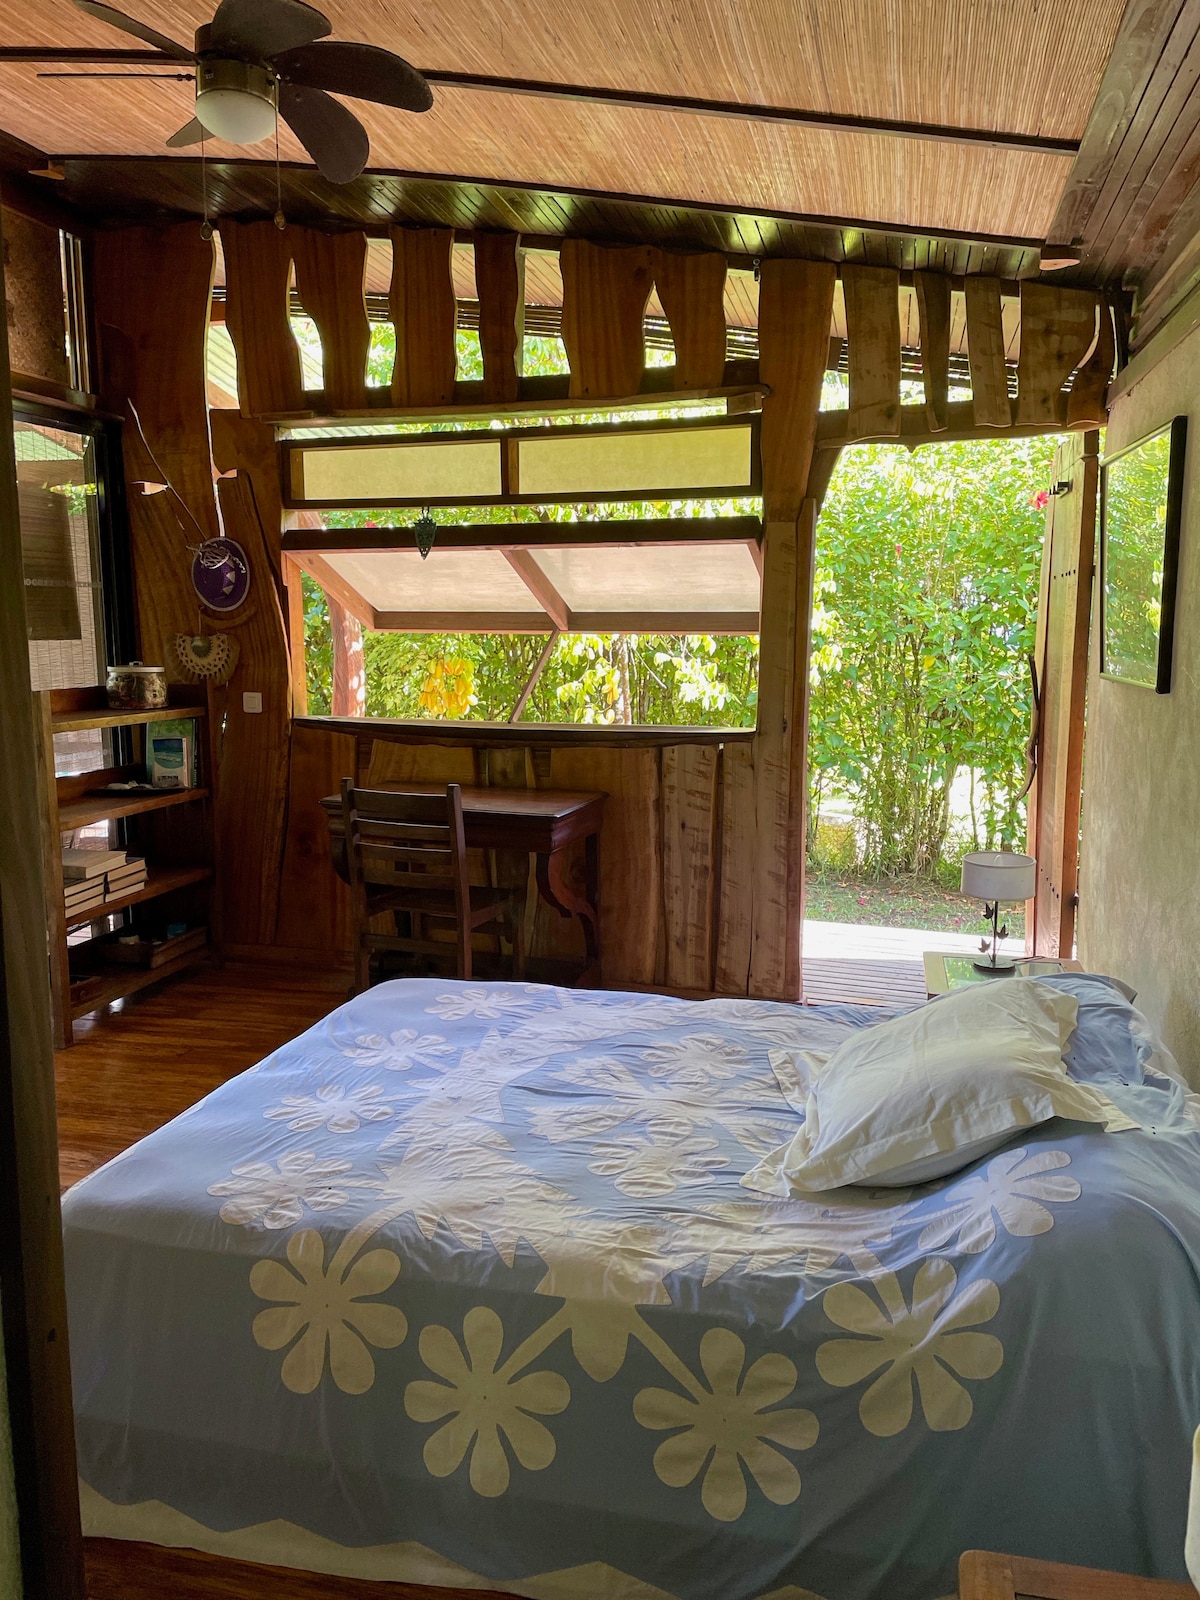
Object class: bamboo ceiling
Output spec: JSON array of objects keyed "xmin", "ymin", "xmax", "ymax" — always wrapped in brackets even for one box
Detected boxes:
[{"xmin": 0, "ymin": 0, "xmax": 1129, "ymax": 251}]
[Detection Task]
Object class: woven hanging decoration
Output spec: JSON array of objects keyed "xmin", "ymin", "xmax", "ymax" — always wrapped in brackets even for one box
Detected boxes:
[{"xmin": 167, "ymin": 632, "xmax": 240, "ymax": 684}]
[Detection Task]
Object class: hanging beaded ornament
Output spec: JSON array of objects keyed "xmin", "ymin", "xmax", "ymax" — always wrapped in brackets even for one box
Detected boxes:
[{"xmin": 166, "ymin": 632, "xmax": 240, "ymax": 684}]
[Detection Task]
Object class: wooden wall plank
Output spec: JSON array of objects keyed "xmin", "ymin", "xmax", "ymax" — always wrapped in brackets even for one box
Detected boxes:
[
  {"xmin": 660, "ymin": 743, "xmax": 718, "ymax": 990},
  {"xmin": 220, "ymin": 221, "xmax": 303, "ymax": 417},
  {"xmin": 92, "ymin": 223, "xmax": 219, "ymax": 540},
  {"xmin": 560, "ymin": 239, "xmax": 656, "ymax": 399},
  {"xmin": 964, "ymin": 275, "xmax": 1012, "ymax": 428},
  {"xmin": 474, "ymin": 232, "xmax": 525, "ymax": 405},
  {"xmin": 757, "ymin": 257, "xmax": 837, "ymax": 521},
  {"xmin": 655, "ymin": 250, "xmax": 728, "ymax": 388},
  {"xmin": 713, "ymin": 740, "xmax": 755, "ymax": 993},
  {"xmin": 1028, "ymin": 431, "xmax": 1098, "ymax": 956},
  {"xmin": 843, "ymin": 264, "xmax": 901, "ymax": 440},
  {"xmin": 291, "ymin": 228, "xmax": 370, "ymax": 411},
  {"xmin": 209, "ymin": 410, "xmax": 293, "ymax": 952},
  {"xmin": 748, "ymin": 517, "xmax": 798, "ymax": 998},
  {"xmin": 914, "ymin": 269, "xmax": 951, "ymax": 431},
  {"xmin": 389, "ymin": 226, "xmax": 457, "ymax": 407},
  {"xmin": 1067, "ymin": 300, "xmax": 1115, "ymax": 428},
  {"xmin": 275, "ymin": 724, "xmax": 356, "ymax": 955},
  {"xmin": 1016, "ymin": 283, "xmax": 1100, "ymax": 427},
  {"xmin": 548, "ymin": 745, "xmax": 660, "ymax": 988},
  {"xmin": 365, "ymin": 740, "xmax": 478, "ymax": 787}
]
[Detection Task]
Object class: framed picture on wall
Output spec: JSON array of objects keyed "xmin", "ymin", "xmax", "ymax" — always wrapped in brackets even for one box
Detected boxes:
[{"xmin": 1100, "ymin": 414, "xmax": 1187, "ymax": 693}]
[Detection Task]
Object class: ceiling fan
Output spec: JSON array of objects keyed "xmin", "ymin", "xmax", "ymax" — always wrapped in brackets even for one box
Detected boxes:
[{"xmin": 48, "ymin": 0, "xmax": 433, "ymax": 183}]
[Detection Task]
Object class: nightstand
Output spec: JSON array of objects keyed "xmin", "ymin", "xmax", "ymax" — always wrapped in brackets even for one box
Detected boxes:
[
  {"xmin": 959, "ymin": 1549, "xmax": 1196, "ymax": 1599},
  {"xmin": 924, "ymin": 952, "xmax": 1083, "ymax": 998}
]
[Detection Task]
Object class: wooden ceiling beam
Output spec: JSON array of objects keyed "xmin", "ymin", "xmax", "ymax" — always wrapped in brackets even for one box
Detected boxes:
[
  {"xmin": 293, "ymin": 554, "xmax": 377, "ymax": 631},
  {"xmin": 371, "ymin": 609, "xmax": 760, "ymax": 634},
  {"xmin": 502, "ymin": 548, "xmax": 570, "ymax": 631},
  {"xmin": 39, "ymin": 154, "xmax": 1048, "ymax": 255},
  {"xmin": 0, "ymin": 50, "xmax": 1078, "ymax": 156},
  {"xmin": 282, "ymin": 517, "xmax": 764, "ymax": 554},
  {"xmin": 418, "ymin": 71, "xmax": 1080, "ymax": 157}
]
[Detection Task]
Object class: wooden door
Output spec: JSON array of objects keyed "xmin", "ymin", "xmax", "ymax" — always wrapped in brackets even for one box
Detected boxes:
[{"xmin": 1026, "ymin": 429, "xmax": 1099, "ymax": 956}]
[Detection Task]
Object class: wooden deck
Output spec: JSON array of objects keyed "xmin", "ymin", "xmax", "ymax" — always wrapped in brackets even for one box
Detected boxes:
[{"xmin": 801, "ymin": 919, "xmax": 1026, "ymax": 1007}]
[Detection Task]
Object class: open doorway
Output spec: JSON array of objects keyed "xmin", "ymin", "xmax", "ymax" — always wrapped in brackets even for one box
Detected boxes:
[{"xmin": 803, "ymin": 431, "xmax": 1061, "ymax": 1004}]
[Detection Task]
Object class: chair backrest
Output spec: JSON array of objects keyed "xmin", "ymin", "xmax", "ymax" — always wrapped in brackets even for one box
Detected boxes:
[{"xmin": 339, "ymin": 780, "xmax": 469, "ymax": 910}]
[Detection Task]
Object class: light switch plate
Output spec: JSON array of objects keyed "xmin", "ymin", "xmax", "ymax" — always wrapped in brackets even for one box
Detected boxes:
[{"xmin": 242, "ymin": 691, "xmax": 263, "ymax": 714}]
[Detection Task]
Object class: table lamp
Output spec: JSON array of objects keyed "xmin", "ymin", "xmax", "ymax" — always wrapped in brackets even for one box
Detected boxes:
[{"xmin": 960, "ymin": 851, "xmax": 1037, "ymax": 973}]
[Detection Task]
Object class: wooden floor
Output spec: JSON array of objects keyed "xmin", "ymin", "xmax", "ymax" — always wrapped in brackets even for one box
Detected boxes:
[
  {"xmin": 84, "ymin": 1540, "xmax": 516, "ymax": 1600},
  {"xmin": 57, "ymin": 960, "xmax": 349, "ymax": 1190}
]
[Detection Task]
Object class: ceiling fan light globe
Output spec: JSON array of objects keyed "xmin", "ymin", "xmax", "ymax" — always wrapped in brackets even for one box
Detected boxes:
[{"xmin": 196, "ymin": 84, "xmax": 277, "ymax": 143}]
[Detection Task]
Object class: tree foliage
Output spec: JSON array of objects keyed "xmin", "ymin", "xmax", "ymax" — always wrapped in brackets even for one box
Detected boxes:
[{"xmin": 809, "ymin": 434, "xmax": 1055, "ymax": 876}]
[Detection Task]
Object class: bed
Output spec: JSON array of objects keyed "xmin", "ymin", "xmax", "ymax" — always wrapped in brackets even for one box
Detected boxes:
[{"xmin": 63, "ymin": 975, "xmax": 1200, "ymax": 1600}]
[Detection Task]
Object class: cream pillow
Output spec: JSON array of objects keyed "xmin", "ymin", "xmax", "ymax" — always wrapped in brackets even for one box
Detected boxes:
[{"xmin": 743, "ymin": 979, "xmax": 1138, "ymax": 1195}]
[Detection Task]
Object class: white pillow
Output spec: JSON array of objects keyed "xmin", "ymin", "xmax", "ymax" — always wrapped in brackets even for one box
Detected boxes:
[{"xmin": 743, "ymin": 979, "xmax": 1139, "ymax": 1195}]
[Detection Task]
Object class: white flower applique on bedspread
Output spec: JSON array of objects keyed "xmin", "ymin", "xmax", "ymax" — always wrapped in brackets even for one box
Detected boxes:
[
  {"xmin": 634, "ymin": 1327, "xmax": 819, "ymax": 1522},
  {"xmin": 338, "ymin": 1028, "xmax": 454, "ymax": 1073},
  {"xmin": 208, "ymin": 1152, "xmax": 378, "ymax": 1230},
  {"xmin": 265, "ymin": 1083, "xmax": 397, "ymax": 1134},
  {"xmin": 915, "ymin": 1148, "xmax": 1081, "ymax": 1255},
  {"xmin": 816, "ymin": 1256, "xmax": 1003, "ymax": 1437}
]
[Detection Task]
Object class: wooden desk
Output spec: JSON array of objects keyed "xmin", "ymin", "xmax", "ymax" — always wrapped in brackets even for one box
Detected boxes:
[{"xmin": 321, "ymin": 785, "xmax": 607, "ymax": 976}]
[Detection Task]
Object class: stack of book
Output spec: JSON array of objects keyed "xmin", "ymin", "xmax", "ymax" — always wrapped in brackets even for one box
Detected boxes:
[
  {"xmin": 104, "ymin": 856, "xmax": 147, "ymax": 902},
  {"xmin": 62, "ymin": 848, "xmax": 148, "ymax": 917},
  {"xmin": 62, "ymin": 848, "xmax": 125, "ymax": 919}
]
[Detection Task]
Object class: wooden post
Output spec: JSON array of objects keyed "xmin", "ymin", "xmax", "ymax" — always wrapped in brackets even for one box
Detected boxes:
[
  {"xmin": 282, "ymin": 554, "xmax": 309, "ymax": 717},
  {"xmin": 329, "ymin": 595, "xmax": 366, "ymax": 717},
  {"xmin": 716, "ymin": 257, "xmax": 834, "ymax": 999},
  {"xmin": 474, "ymin": 232, "xmax": 525, "ymax": 405},
  {"xmin": 0, "ymin": 205, "xmax": 87, "ymax": 1600},
  {"xmin": 389, "ymin": 226, "xmax": 457, "ymax": 407}
]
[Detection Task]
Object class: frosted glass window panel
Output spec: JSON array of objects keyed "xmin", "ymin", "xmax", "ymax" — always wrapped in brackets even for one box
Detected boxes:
[
  {"xmin": 517, "ymin": 421, "xmax": 755, "ymax": 498},
  {"xmin": 292, "ymin": 438, "xmax": 502, "ymax": 504}
]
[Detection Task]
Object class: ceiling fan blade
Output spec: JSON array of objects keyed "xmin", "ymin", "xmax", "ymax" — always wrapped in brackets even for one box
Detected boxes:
[
  {"xmin": 280, "ymin": 82, "xmax": 369, "ymax": 184},
  {"xmin": 166, "ymin": 117, "xmax": 206, "ymax": 147},
  {"xmin": 71, "ymin": 0, "xmax": 193, "ymax": 60},
  {"xmin": 209, "ymin": 0, "xmax": 330, "ymax": 60},
  {"xmin": 272, "ymin": 41, "xmax": 432, "ymax": 113}
]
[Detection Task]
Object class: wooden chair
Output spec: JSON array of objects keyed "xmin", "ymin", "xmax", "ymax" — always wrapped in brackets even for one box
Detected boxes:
[
  {"xmin": 340, "ymin": 779, "xmax": 525, "ymax": 994},
  {"xmin": 959, "ymin": 1550, "xmax": 1197, "ymax": 1600}
]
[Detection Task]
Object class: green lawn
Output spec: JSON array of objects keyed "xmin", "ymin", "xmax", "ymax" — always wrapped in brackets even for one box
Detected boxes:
[{"xmin": 805, "ymin": 869, "xmax": 1026, "ymax": 938}]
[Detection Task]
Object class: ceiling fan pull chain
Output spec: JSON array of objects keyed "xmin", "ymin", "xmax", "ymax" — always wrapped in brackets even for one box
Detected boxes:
[
  {"xmin": 274, "ymin": 110, "xmax": 286, "ymax": 230},
  {"xmin": 199, "ymin": 131, "xmax": 213, "ymax": 241}
]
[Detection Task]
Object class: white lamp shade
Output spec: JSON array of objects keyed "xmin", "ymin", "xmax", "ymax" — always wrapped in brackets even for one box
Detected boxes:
[
  {"xmin": 960, "ymin": 851, "xmax": 1037, "ymax": 903},
  {"xmin": 196, "ymin": 86, "xmax": 277, "ymax": 144}
]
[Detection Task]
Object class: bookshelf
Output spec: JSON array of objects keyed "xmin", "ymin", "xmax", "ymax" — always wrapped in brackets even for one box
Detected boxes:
[{"xmin": 35, "ymin": 685, "xmax": 217, "ymax": 1046}]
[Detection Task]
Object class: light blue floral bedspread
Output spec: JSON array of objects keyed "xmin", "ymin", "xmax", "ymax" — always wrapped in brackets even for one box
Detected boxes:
[{"xmin": 64, "ymin": 976, "xmax": 1200, "ymax": 1600}]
